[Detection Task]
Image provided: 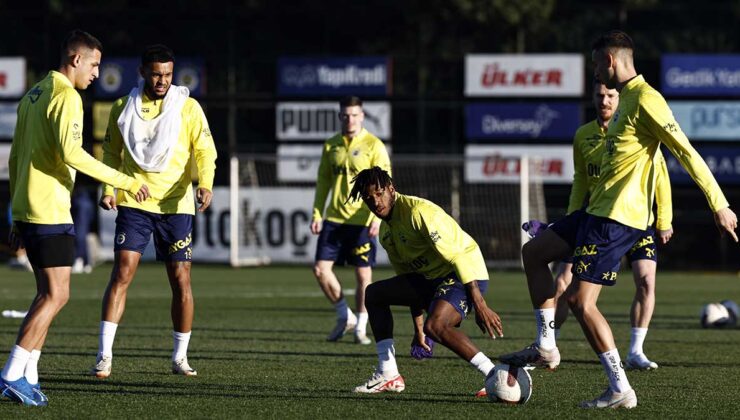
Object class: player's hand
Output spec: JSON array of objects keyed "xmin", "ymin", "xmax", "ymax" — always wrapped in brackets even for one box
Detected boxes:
[
  {"xmin": 99, "ymin": 195, "xmax": 117, "ymax": 211},
  {"xmin": 714, "ymin": 207, "xmax": 738, "ymax": 242},
  {"xmin": 134, "ymin": 184, "xmax": 150, "ymax": 203},
  {"xmin": 474, "ymin": 302, "xmax": 503, "ymax": 339},
  {"xmin": 658, "ymin": 228, "xmax": 673, "ymax": 244},
  {"xmin": 196, "ymin": 188, "xmax": 213, "ymax": 212},
  {"xmin": 368, "ymin": 220, "xmax": 381, "ymax": 238},
  {"xmin": 310, "ymin": 219, "xmax": 322, "ymax": 235},
  {"xmin": 410, "ymin": 334, "xmax": 434, "ymax": 360}
]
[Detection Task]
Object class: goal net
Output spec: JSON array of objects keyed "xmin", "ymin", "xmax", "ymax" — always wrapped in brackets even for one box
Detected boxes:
[{"xmin": 228, "ymin": 153, "xmax": 547, "ymax": 268}]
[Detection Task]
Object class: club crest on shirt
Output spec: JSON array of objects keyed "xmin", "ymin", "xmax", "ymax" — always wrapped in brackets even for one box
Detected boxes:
[
  {"xmin": 605, "ymin": 136, "xmax": 616, "ymax": 155},
  {"xmin": 352, "ymin": 149, "xmax": 360, "ymax": 157}
]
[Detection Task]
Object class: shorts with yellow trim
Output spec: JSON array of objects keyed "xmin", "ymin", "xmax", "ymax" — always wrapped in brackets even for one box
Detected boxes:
[
  {"xmin": 315, "ymin": 220, "xmax": 376, "ymax": 267},
  {"xmin": 571, "ymin": 214, "xmax": 646, "ymax": 286},
  {"xmin": 407, "ymin": 272, "xmax": 488, "ymax": 322},
  {"xmin": 626, "ymin": 226, "xmax": 658, "ymax": 263},
  {"xmin": 114, "ymin": 207, "xmax": 193, "ymax": 262}
]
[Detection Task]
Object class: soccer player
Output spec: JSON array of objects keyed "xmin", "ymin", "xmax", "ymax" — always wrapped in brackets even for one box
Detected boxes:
[
  {"xmin": 89, "ymin": 44, "xmax": 217, "ymax": 378},
  {"xmin": 311, "ymin": 96, "xmax": 391, "ymax": 345},
  {"xmin": 347, "ymin": 167, "xmax": 502, "ymax": 394},
  {"xmin": 553, "ymin": 80, "xmax": 674, "ymax": 371},
  {"xmin": 502, "ymin": 30, "xmax": 737, "ymax": 409},
  {"xmin": 504, "ymin": 79, "xmax": 674, "ymax": 372},
  {"xmin": 1, "ymin": 30, "xmax": 150, "ymax": 406}
]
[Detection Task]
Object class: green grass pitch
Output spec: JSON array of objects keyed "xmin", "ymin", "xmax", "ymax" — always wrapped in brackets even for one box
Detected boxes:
[{"xmin": 0, "ymin": 264, "xmax": 738, "ymax": 417}]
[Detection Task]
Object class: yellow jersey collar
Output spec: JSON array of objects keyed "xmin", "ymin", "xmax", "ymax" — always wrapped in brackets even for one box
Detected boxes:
[
  {"xmin": 621, "ymin": 74, "xmax": 645, "ymax": 95},
  {"xmin": 342, "ymin": 127, "xmax": 367, "ymax": 143},
  {"xmin": 50, "ymin": 70, "xmax": 74, "ymax": 88}
]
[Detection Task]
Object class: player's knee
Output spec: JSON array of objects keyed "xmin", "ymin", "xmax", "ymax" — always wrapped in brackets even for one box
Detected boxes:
[
  {"xmin": 365, "ymin": 283, "xmax": 381, "ymax": 306},
  {"xmin": 171, "ymin": 279, "xmax": 192, "ymax": 296},
  {"xmin": 46, "ymin": 287, "xmax": 70, "ymax": 307},
  {"xmin": 312, "ymin": 265, "xmax": 324, "ymax": 279},
  {"xmin": 113, "ymin": 266, "xmax": 136, "ymax": 286},
  {"xmin": 522, "ymin": 241, "xmax": 544, "ymax": 267},
  {"xmin": 566, "ymin": 294, "xmax": 585, "ymax": 316},
  {"xmin": 423, "ymin": 318, "xmax": 446, "ymax": 342},
  {"xmin": 635, "ymin": 275, "xmax": 654, "ymax": 295}
]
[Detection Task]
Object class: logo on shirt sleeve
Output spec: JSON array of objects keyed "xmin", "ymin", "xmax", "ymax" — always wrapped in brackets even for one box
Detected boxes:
[
  {"xmin": 662, "ymin": 122, "xmax": 679, "ymax": 133},
  {"xmin": 429, "ymin": 231, "xmax": 441, "ymax": 243},
  {"xmin": 28, "ymin": 86, "xmax": 43, "ymax": 103},
  {"xmin": 72, "ymin": 123, "xmax": 82, "ymax": 142}
]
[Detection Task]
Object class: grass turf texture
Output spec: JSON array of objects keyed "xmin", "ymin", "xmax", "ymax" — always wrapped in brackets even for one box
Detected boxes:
[{"xmin": 0, "ymin": 264, "xmax": 739, "ymax": 418}]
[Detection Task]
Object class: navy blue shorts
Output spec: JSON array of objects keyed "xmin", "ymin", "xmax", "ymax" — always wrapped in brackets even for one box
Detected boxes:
[
  {"xmin": 16, "ymin": 222, "xmax": 76, "ymax": 267},
  {"xmin": 407, "ymin": 272, "xmax": 488, "ymax": 321},
  {"xmin": 549, "ymin": 210, "xmax": 586, "ymax": 264},
  {"xmin": 626, "ymin": 226, "xmax": 658, "ymax": 263},
  {"xmin": 571, "ymin": 214, "xmax": 646, "ymax": 286},
  {"xmin": 315, "ymin": 220, "xmax": 376, "ymax": 267},
  {"xmin": 114, "ymin": 207, "xmax": 193, "ymax": 262}
]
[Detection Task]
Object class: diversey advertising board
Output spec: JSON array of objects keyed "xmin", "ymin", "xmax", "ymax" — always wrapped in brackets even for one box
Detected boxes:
[
  {"xmin": 99, "ymin": 187, "xmax": 389, "ymax": 264},
  {"xmin": 466, "ymin": 103, "xmax": 580, "ymax": 140},
  {"xmin": 277, "ymin": 57, "xmax": 390, "ymax": 96},
  {"xmin": 664, "ymin": 146, "xmax": 740, "ymax": 185},
  {"xmin": 465, "ymin": 54, "xmax": 584, "ymax": 97},
  {"xmin": 276, "ymin": 101, "xmax": 391, "ymax": 140},
  {"xmin": 465, "ymin": 144, "xmax": 573, "ymax": 184},
  {"xmin": 0, "ymin": 57, "xmax": 26, "ymax": 98},
  {"xmin": 662, "ymin": 55, "xmax": 740, "ymax": 96},
  {"xmin": 669, "ymin": 101, "xmax": 740, "ymax": 140}
]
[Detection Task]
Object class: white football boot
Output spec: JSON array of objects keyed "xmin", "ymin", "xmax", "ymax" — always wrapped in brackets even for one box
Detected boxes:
[
  {"xmin": 624, "ymin": 354, "xmax": 658, "ymax": 370},
  {"xmin": 90, "ymin": 354, "xmax": 112, "ymax": 378},
  {"xmin": 353, "ymin": 370, "xmax": 405, "ymax": 394},
  {"xmin": 499, "ymin": 343, "xmax": 560, "ymax": 370},
  {"xmin": 172, "ymin": 357, "xmax": 198, "ymax": 376},
  {"xmin": 579, "ymin": 387, "xmax": 637, "ymax": 409}
]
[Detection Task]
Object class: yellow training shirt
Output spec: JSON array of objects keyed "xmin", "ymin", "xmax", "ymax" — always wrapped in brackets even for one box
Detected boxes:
[
  {"xmin": 379, "ymin": 193, "xmax": 489, "ymax": 284},
  {"xmin": 312, "ymin": 128, "xmax": 391, "ymax": 226},
  {"xmin": 9, "ymin": 71, "xmax": 143, "ymax": 224},
  {"xmin": 587, "ymin": 75, "xmax": 727, "ymax": 230},
  {"xmin": 568, "ymin": 118, "xmax": 672, "ymax": 230},
  {"xmin": 103, "ymin": 91, "xmax": 217, "ymax": 215}
]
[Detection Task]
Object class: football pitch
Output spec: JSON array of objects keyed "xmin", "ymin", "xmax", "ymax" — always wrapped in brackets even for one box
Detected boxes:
[{"xmin": 0, "ymin": 264, "xmax": 738, "ymax": 418}]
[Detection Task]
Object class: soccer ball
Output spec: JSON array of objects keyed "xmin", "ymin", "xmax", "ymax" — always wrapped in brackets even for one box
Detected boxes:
[
  {"xmin": 700, "ymin": 302, "xmax": 734, "ymax": 328},
  {"xmin": 720, "ymin": 300, "xmax": 739, "ymax": 325},
  {"xmin": 484, "ymin": 364, "xmax": 532, "ymax": 404}
]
